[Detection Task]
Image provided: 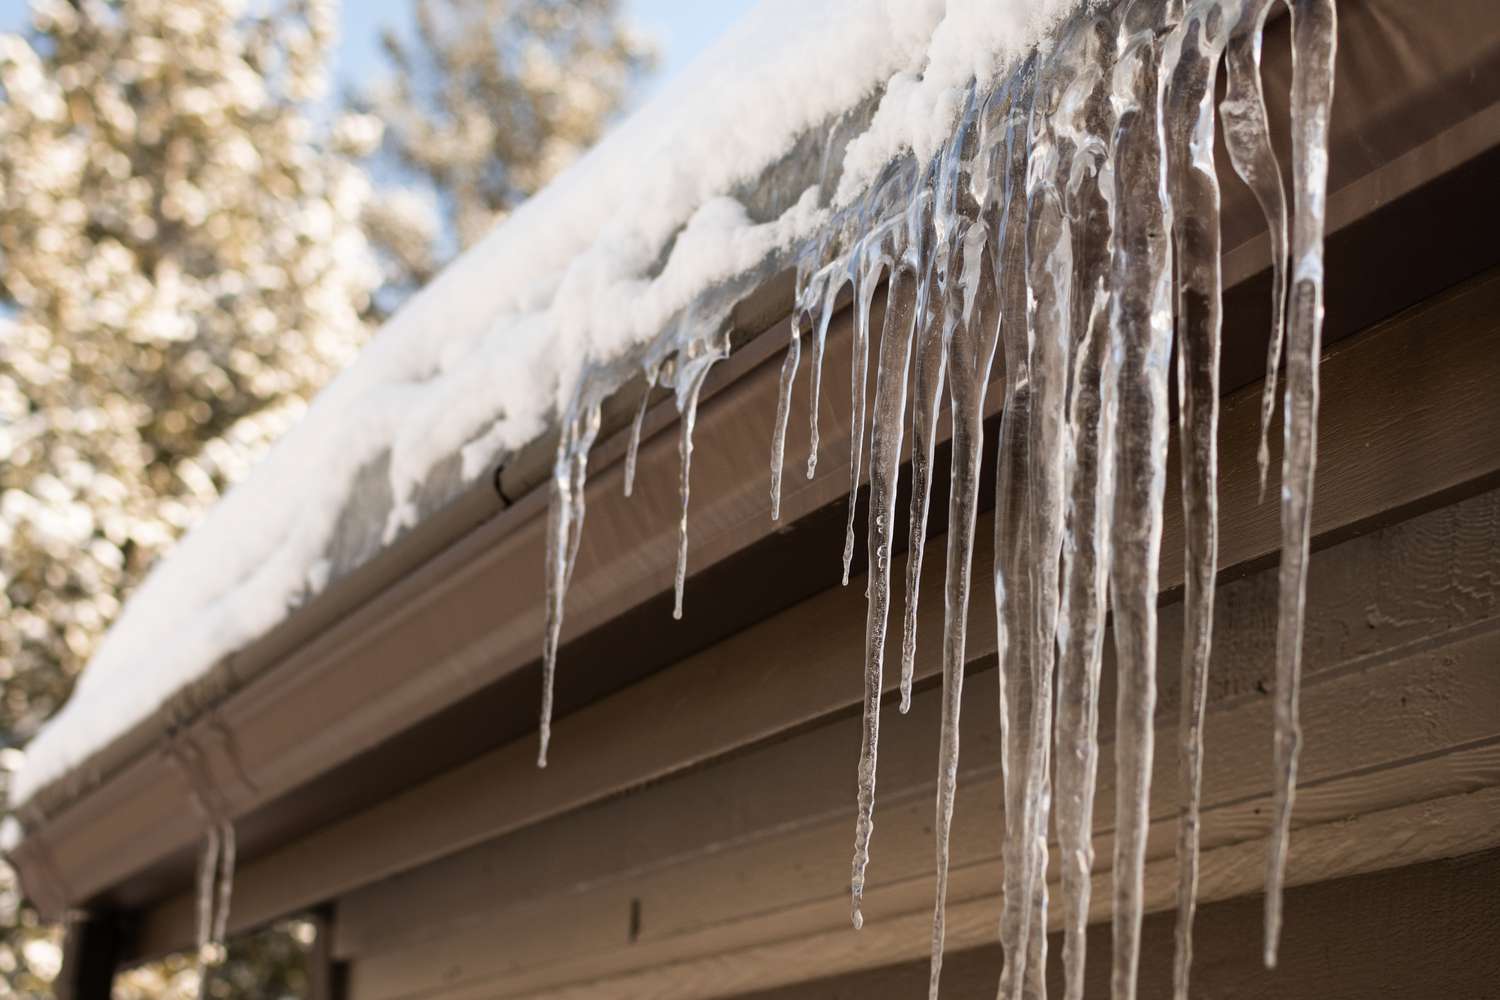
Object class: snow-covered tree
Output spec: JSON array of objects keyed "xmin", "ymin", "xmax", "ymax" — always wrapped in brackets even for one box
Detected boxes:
[
  {"xmin": 357, "ymin": 0, "xmax": 654, "ymax": 304},
  {"xmin": 0, "ymin": 0, "xmax": 379, "ymax": 992}
]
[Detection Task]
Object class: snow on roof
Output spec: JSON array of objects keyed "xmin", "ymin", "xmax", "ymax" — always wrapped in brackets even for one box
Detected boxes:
[{"xmin": 10, "ymin": 0, "xmax": 1077, "ymax": 810}]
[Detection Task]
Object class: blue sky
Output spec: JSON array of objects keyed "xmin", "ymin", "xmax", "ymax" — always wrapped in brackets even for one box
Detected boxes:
[{"xmin": 0, "ymin": 1, "xmax": 756, "ymax": 103}]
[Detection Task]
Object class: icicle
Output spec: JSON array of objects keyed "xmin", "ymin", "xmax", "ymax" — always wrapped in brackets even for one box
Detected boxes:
[
  {"xmin": 850, "ymin": 158, "xmax": 926, "ymax": 931},
  {"xmin": 900, "ymin": 150, "xmax": 956, "ymax": 715},
  {"xmin": 623, "ymin": 363, "xmax": 659, "ymax": 498},
  {"xmin": 539, "ymin": 393, "xmax": 603, "ymax": 767},
  {"xmin": 843, "ymin": 222, "xmax": 893, "ymax": 584},
  {"xmin": 925, "ymin": 86, "xmax": 990, "ymax": 1000},
  {"xmin": 1009, "ymin": 31, "xmax": 1092, "ymax": 999},
  {"xmin": 1164, "ymin": 4, "xmax": 1227, "ymax": 995},
  {"xmin": 1051, "ymin": 10, "xmax": 1119, "ymax": 999},
  {"xmin": 671, "ymin": 337, "xmax": 730, "ymax": 620},
  {"xmin": 991, "ymin": 55, "xmax": 1039, "ymax": 1000},
  {"xmin": 168, "ymin": 735, "xmax": 237, "ymax": 991},
  {"xmin": 770, "ymin": 315, "xmax": 805, "ymax": 521},
  {"xmin": 195, "ymin": 823, "xmax": 221, "ymax": 963},
  {"xmin": 1221, "ymin": 0, "xmax": 1292, "ymax": 498},
  {"xmin": 808, "ymin": 259, "xmax": 850, "ymax": 480},
  {"xmin": 212, "ymin": 819, "xmax": 236, "ymax": 951},
  {"xmin": 1266, "ymin": 0, "xmax": 1336, "ymax": 968},
  {"xmin": 1105, "ymin": 2, "xmax": 1179, "ymax": 997}
]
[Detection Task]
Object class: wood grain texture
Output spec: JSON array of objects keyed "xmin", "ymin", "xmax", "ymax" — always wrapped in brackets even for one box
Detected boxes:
[
  {"xmin": 332, "ymin": 484, "xmax": 1500, "ymax": 999},
  {"xmin": 353, "ymin": 790, "xmax": 1500, "ymax": 1000},
  {"xmin": 338, "ymin": 486, "xmax": 1500, "ymax": 959},
  {"xmin": 736, "ymin": 849, "xmax": 1500, "ymax": 1000}
]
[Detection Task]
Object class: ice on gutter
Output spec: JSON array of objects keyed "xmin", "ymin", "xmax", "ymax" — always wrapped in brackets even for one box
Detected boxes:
[{"xmin": 8, "ymin": 0, "xmax": 1078, "ymax": 810}]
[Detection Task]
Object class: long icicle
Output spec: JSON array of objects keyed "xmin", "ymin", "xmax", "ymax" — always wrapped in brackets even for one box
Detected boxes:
[
  {"xmin": 1220, "ymin": 0, "xmax": 1292, "ymax": 497},
  {"xmin": 1106, "ymin": 2, "xmax": 1180, "ymax": 997},
  {"xmin": 844, "ymin": 229, "xmax": 892, "ymax": 584},
  {"xmin": 991, "ymin": 55, "xmax": 1038, "ymax": 1000},
  {"xmin": 1015, "ymin": 34, "xmax": 1087, "ymax": 999},
  {"xmin": 900, "ymin": 156, "xmax": 955, "ymax": 714},
  {"xmin": 538, "ymin": 394, "xmax": 603, "ymax": 767},
  {"xmin": 1052, "ymin": 9, "xmax": 1119, "ymax": 999},
  {"xmin": 809, "ymin": 262, "xmax": 849, "ymax": 480},
  {"xmin": 1164, "ymin": 3, "xmax": 1226, "ymax": 995},
  {"xmin": 925, "ymin": 85, "xmax": 988, "ymax": 999},
  {"xmin": 1266, "ymin": 0, "xmax": 1336, "ymax": 968},
  {"xmin": 850, "ymin": 161, "xmax": 927, "ymax": 930}
]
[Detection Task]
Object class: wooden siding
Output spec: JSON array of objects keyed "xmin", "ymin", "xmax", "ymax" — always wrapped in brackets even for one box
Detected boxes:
[
  {"xmin": 174, "ymin": 262, "xmax": 1500, "ymax": 999},
  {"xmin": 742, "ymin": 850, "xmax": 1500, "ymax": 1000},
  {"xmin": 331, "ymin": 481, "xmax": 1500, "ymax": 999}
]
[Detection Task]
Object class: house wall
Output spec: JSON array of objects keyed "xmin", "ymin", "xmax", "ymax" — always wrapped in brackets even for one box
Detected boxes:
[{"xmin": 323, "ymin": 271, "xmax": 1500, "ymax": 998}]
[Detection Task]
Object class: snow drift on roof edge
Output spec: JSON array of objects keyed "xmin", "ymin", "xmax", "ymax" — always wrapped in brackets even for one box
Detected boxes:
[{"xmin": 9, "ymin": 0, "xmax": 1080, "ymax": 809}]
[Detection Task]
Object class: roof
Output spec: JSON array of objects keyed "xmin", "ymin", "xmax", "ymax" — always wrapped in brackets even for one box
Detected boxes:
[{"xmin": 8, "ymin": 0, "xmax": 1081, "ymax": 810}]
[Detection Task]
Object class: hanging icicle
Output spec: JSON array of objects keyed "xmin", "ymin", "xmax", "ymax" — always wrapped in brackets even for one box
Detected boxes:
[
  {"xmin": 1164, "ymin": 2, "xmax": 1228, "ymax": 995},
  {"xmin": 668, "ymin": 333, "xmax": 732, "ymax": 620},
  {"xmin": 1104, "ymin": 2, "xmax": 1179, "ymax": 997},
  {"xmin": 842, "ymin": 164, "xmax": 913, "ymax": 586},
  {"xmin": 165, "ymin": 733, "xmax": 238, "ymax": 996},
  {"xmin": 1267, "ymin": 0, "xmax": 1337, "ymax": 969},
  {"xmin": 923, "ymin": 83, "xmax": 987, "ymax": 1000},
  {"xmin": 528, "ymin": 1, "xmax": 1339, "ymax": 995},
  {"xmin": 538, "ymin": 390, "xmax": 603, "ymax": 768},
  {"xmin": 849, "ymin": 156, "xmax": 931, "ymax": 930},
  {"xmin": 623, "ymin": 362, "xmax": 660, "ymax": 499},
  {"xmin": 1221, "ymin": 0, "xmax": 1292, "ymax": 499},
  {"xmin": 1052, "ymin": 9, "xmax": 1119, "ymax": 1000},
  {"xmin": 988, "ymin": 52, "xmax": 1040, "ymax": 1000}
]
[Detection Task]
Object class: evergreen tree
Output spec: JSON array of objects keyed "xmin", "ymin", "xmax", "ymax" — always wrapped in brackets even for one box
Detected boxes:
[
  {"xmin": 0, "ymin": 0, "xmax": 379, "ymax": 993},
  {"xmin": 358, "ymin": 0, "xmax": 654, "ymax": 306}
]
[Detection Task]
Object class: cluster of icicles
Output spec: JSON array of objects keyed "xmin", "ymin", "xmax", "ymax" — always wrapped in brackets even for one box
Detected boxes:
[{"xmin": 538, "ymin": 0, "xmax": 1337, "ymax": 996}]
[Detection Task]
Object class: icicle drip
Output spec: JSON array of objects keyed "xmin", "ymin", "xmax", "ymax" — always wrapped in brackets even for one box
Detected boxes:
[
  {"xmin": 169, "ymin": 737, "xmax": 237, "ymax": 992},
  {"xmin": 925, "ymin": 87, "xmax": 989, "ymax": 1000},
  {"xmin": 1009, "ymin": 35, "xmax": 1090, "ymax": 1000},
  {"xmin": 1051, "ymin": 10, "xmax": 1119, "ymax": 999},
  {"xmin": 898, "ymin": 256, "xmax": 948, "ymax": 713},
  {"xmin": 623, "ymin": 362, "xmax": 660, "ymax": 498},
  {"xmin": 1164, "ymin": 4, "xmax": 1227, "ymax": 995},
  {"xmin": 850, "ymin": 158, "xmax": 927, "ymax": 931},
  {"xmin": 771, "ymin": 314, "xmax": 806, "ymax": 521},
  {"xmin": 843, "ymin": 221, "xmax": 895, "ymax": 584},
  {"xmin": 1105, "ymin": 2, "xmax": 1179, "ymax": 997},
  {"xmin": 1221, "ymin": 0, "xmax": 1292, "ymax": 497},
  {"xmin": 809, "ymin": 258, "xmax": 851, "ymax": 480},
  {"xmin": 900, "ymin": 119, "xmax": 972, "ymax": 710},
  {"xmin": 1266, "ymin": 0, "xmax": 1336, "ymax": 968},
  {"xmin": 671, "ymin": 337, "xmax": 730, "ymax": 620},
  {"xmin": 211, "ymin": 819, "xmax": 236, "ymax": 951},
  {"xmin": 195, "ymin": 823, "xmax": 221, "ymax": 963},
  {"xmin": 539, "ymin": 394, "xmax": 604, "ymax": 767},
  {"xmin": 991, "ymin": 56, "xmax": 1039, "ymax": 1000}
]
